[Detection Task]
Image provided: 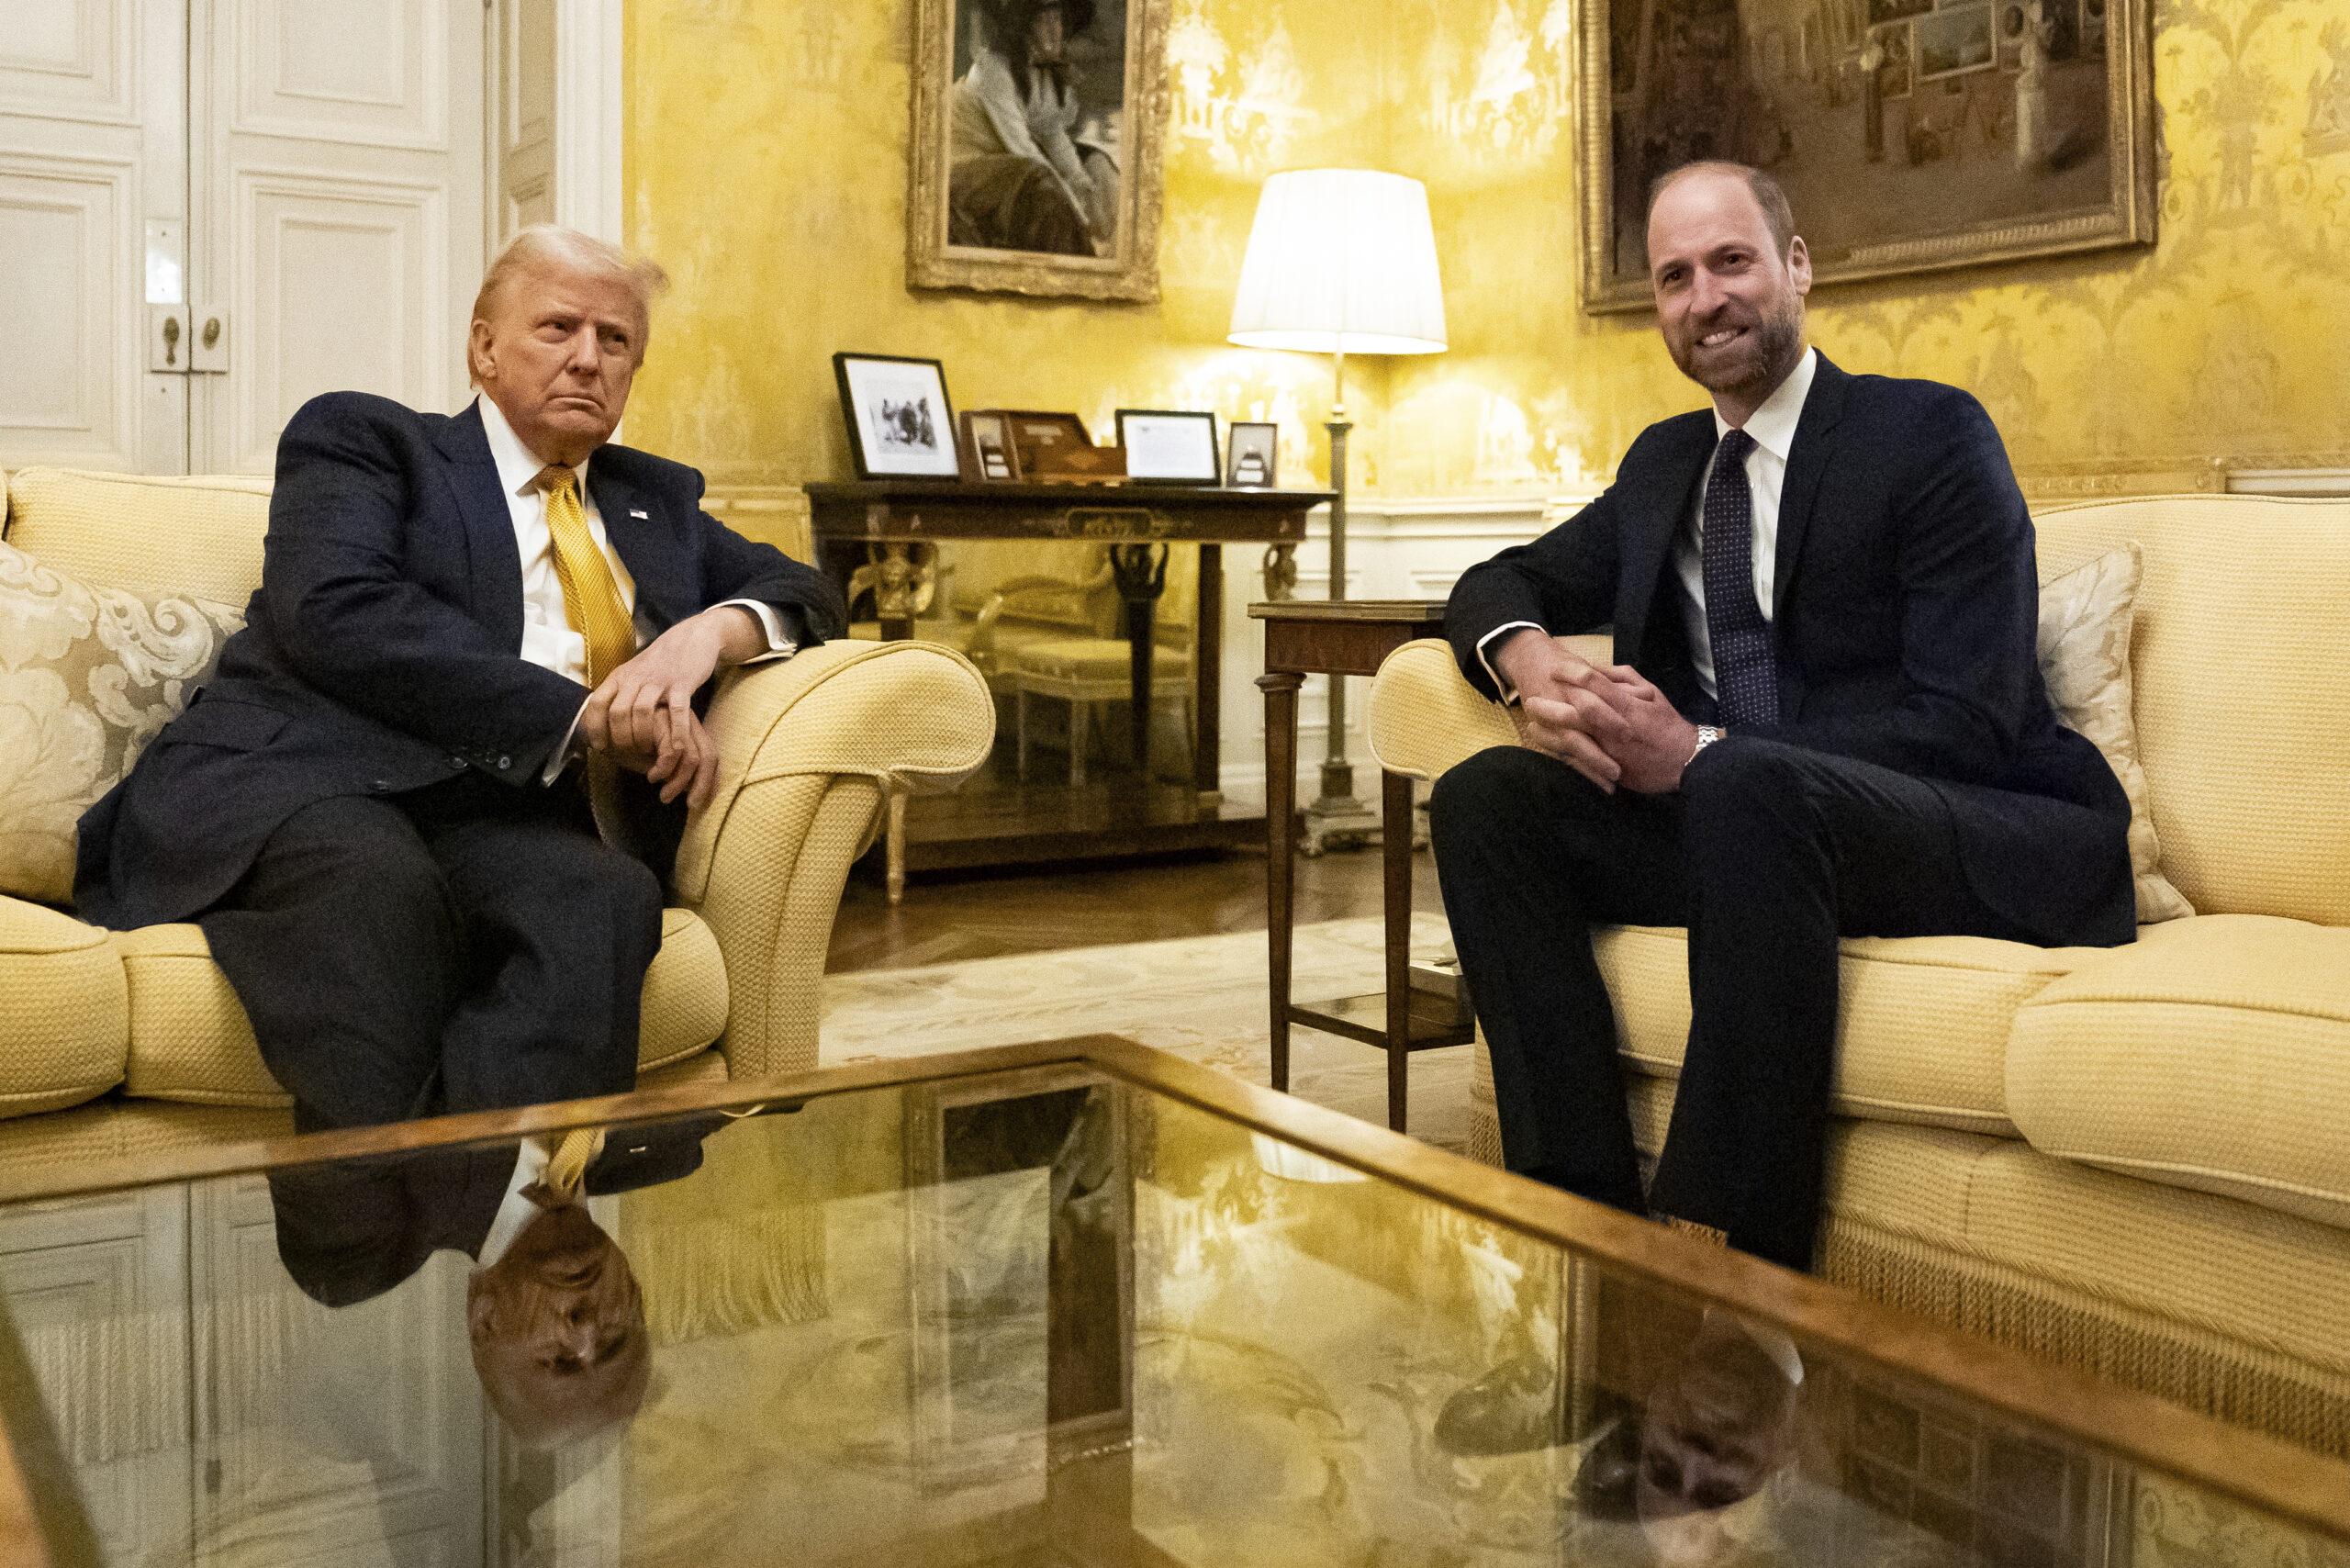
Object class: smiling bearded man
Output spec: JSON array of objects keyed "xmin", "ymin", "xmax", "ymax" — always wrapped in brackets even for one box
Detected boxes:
[
  {"xmin": 73, "ymin": 226, "xmax": 845, "ymax": 1133},
  {"xmin": 1427, "ymin": 162, "xmax": 2134, "ymax": 1273}
]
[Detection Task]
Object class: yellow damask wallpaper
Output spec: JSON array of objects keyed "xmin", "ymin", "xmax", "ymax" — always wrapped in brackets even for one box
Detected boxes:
[
  {"xmin": 621, "ymin": 0, "xmax": 1388, "ymax": 495},
  {"xmin": 624, "ymin": 0, "xmax": 2350, "ymax": 501}
]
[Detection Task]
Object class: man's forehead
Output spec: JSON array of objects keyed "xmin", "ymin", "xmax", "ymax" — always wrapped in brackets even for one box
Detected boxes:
[
  {"xmin": 1647, "ymin": 174, "xmax": 1773, "ymax": 258},
  {"xmin": 498, "ymin": 262, "xmax": 640, "ymax": 322}
]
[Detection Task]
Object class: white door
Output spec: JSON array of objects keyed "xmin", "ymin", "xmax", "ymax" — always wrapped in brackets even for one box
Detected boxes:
[
  {"xmin": 189, "ymin": 0, "xmax": 487, "ymax": 475},
  {"xmin": 0, "ymin": 0, "xmax": 486, "ymax": 478},
  {"xmin": 0, "ymin": 0, "xmax": 191, "ymax": 473}
]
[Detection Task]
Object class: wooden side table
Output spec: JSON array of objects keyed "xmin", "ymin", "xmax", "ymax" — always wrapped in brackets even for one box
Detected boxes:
[{"xmin": 1251, "ymin": 599, "xmax": 1473, "ymax": 1132}]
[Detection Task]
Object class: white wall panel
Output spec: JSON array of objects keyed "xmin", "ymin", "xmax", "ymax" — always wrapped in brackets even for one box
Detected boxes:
[
  {"xmin": 0, "ymin": 0, "xmax": 134, "ymax": 122},
  {"xmin": 0, "ymin": 157, "xmax": 136, "ymax": 463},
  {"xmin": 234, "ymin": 0, "xmax": 445, "ymax": 149},
  {"xmin": 232, "ymin": 171, "xmax": 442, "ymax": 468}
]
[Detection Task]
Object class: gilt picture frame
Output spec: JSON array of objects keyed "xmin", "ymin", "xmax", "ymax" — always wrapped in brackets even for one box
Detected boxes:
[
  {"xmin": 907, "ymin": 0, "xmax": 1172, "ymax": 303},
  {"xmin": 1573, "ymin": 0, "xmax": 2154, "ymax": 312}
]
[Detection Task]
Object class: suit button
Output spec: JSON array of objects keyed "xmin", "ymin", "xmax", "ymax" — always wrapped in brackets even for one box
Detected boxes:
[
  {"xmin": 498, "ymin": 756, "xmax": 511, "ymax": 770},
  {"xmin": 449, "ymin": 756, "xmax": 465, "ymax": 769},
  {"xmin": 371, "ymin": 778, "xmax": 391, "ymax": 793}
]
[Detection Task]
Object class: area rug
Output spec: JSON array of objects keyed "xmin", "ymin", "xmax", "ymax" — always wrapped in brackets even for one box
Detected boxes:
[{"xmin": 818, "ymin": 915, "xmax": 1475, "ymax": 1155}]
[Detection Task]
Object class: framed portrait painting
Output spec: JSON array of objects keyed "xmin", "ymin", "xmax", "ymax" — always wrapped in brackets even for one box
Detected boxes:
[
  {"xmin": 1574, "ymin": 0, "xmax": 2154, "ymax": 311},
  {"xmin": 907, "ymin": 0, "xmax": 1171, "ymax": 303}
]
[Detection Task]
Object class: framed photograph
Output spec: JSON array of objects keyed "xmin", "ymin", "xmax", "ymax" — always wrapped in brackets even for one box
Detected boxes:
[
  {"xmin": 1225, "ymin": 420, "xmax": 1279, "ymax": 488},
  {"xmin": 960, "ymin": 409, "xmax": 1021, "ymax": 480},
  {"xmin": 834, "ymin": 353, "xmax": 960, "ymax": 480},
  {"xmin": 1114, "ymin": 409, "xmax": 1219, "ymax": 485},
  {"xmin": 1572, "ymin": 0, "xmax": 2153, "ymax": 309},
  {"xmin": 906, "ymin": 0, "xmax": 1172, "ymax": 304}
]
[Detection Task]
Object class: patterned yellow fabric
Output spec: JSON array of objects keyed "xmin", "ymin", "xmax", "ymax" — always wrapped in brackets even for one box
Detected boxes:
[
  {"xmin": 2034, "ymin": 495, "xmax": 2350, "ymax": 924},
  {"xmin": 674, "ymin": 638, "xmax": 995, "ymax": 906},
  {"xmin": 1366, "ymin": 638, "xmax": 1531, "ymax": 783},
  {"xmin": 2034, "ymin": 543, "xmax": 2192, "ymax": 924},
  {"xmin": 534, "ymin": 465, "xmax": 636, "ymax": 686},
  {"xmin": 116, "ymin": 909, "xmax": 731, "ymax": 1106},
  {"xmin": 0, "ymin": 895, "xmax": 126, "ymax": 1115},
  {"xmin": 2, "ymin": 467, "xmax": 270, "ymax": 607},
  {"xmin": 0, "ymin": 537, "xmax": 243, "ymax": 904},
  {"xmin": 2008, "ymin": 913, "xmax": 2350, "ymax": 1229}
]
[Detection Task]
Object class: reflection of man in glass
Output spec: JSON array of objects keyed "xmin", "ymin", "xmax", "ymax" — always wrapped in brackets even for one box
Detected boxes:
[
  {"xmin": 949, "ymin": 0, "xmax": 1119, "ymax": 256},
  {"xmin": 468, "ymin": 1133, "xmax": 651, "ymax": 1450}
]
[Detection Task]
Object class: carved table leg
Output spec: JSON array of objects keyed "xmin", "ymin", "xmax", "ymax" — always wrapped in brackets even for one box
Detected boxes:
[{"xmin": 1111, "ymin": 543, "xmax": 1169, "ymax": 771}]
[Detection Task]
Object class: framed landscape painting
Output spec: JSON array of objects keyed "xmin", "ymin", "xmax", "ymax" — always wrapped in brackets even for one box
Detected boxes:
[
  {"xmin": 907, "ymin": 0, "xmax": 1172, "ymax": 302},
  {"xmin": 1574, "ymin": 0, "xmax": 2155, "ymax": 311}
]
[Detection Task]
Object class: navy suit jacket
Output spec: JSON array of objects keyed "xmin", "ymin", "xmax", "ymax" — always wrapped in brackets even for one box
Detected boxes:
[
  {"xmin": 74, "ymin": 392, "xmax": 847, "ymax": 929},
  {"xmin": 1445, "ymin": 355, "xmax": 2134, "ymax": 948}
]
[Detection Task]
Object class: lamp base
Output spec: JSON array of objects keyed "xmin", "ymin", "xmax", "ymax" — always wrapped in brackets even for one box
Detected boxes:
[{"xmin": 1299, "ymin": 789, "xmax": 1382, "ymax": 857}]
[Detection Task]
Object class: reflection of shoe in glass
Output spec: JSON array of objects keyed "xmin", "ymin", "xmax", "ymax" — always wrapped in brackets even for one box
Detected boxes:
[
  {"xmin": 1433, "ymin": 1352, "xmax": 1559, "ymax": 1456},
  {"xmin": 1571, "ymin": 1410, "xmax": 1642, "ymax": 1521}
]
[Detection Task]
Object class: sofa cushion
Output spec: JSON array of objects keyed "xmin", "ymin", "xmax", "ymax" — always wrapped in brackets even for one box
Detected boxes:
[
  {"xmin": 2034, "ymin": 497, "xmax": 2350, "ymax": 925},
  {"xmin": 1592, "ymin": 924, "xmax": 2096, "ymax": 1137},
  {"xmin": 2008, "ymin": 913, "xmax": 2350, "ymax": 1229},
  {"xmin": 0, "ymin": 537, "xmax": 243, "ymax": 904},
  {"xmin": 116, "ymin": 907, "xmax": 732, "ymax": 1106},
  {"xmin": 3, "ymin": 466, "xmax": 270, "ymax": 607},
  {"xmin": 0, "ymin": 897, "xmax": 127, "ymax": 1116},
  {"xmin": 2034, "ymin": 543, "xmax": 2191, "ymax": 924}
]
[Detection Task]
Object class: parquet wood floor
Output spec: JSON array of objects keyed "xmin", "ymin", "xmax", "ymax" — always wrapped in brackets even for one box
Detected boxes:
[{"xmin": 824, "ymin": 844, "xmax": 1448, "ymax": 975}]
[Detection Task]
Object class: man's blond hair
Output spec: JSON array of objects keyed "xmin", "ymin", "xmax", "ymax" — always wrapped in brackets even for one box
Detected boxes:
[{"xmin": 467, "ymin": 226, "xmax": 670, "ymax": 386}]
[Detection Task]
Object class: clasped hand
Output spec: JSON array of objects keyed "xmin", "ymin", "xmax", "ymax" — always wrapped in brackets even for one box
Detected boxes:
[
  {"xmin": 1494, "ymin": 632, "xmax": 1700, "ymax": 795},
  {"xmin": 579, "ymin": 606, "xmax": 757, "ymax": 811}
]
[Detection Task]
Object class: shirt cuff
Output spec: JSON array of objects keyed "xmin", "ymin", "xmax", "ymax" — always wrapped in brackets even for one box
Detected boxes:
[
  {"xmin": 1476, "ymin": 622, "xmax": 1545, "ymax": 704},
  {"xmin": 720, "ymin": 599, "xmax": 799, "ymax": 664}
]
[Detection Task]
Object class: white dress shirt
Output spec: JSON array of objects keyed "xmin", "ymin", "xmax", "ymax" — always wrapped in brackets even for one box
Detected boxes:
[
  {"xmin": 474, "ymin": 397, "xmax": 795, "ymax": 781},
  {"xmin": 476, "ymin": 1136, "xmax": 554, "ymax": 1270},
  {"xmin": 1476, "ymin": 347, "xmax": 1818, "ymax": 705}
]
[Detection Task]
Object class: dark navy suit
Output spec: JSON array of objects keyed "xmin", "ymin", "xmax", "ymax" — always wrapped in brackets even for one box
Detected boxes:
[
  {"xmin": 1431, "ymin": 355, "xmax": 2132, "ymax": 1269},
  {"xmin": 74, "ymin": 392, "xmax": 846, "ymax": 1129}
]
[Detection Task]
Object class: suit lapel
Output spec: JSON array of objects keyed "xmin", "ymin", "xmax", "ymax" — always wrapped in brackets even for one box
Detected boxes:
[
  {"xmin": 588, "ymin": 459, "xmax": 683, "ymax": 633},
  {"xmin": 1616, "ymin": 414, "xmax": 1716, "ymax": 655},
  {"xmin": 1771, "ymin": 353, "xmax": 1851, "ymax": 610},
  {"xmin": 433, "ymin": 402, "xmax": 527, "ymax": 649}
]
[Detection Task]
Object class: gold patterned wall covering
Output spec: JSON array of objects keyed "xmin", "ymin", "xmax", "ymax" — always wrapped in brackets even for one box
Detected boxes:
[
  {"xmin": 1384, "ymin": 0, "xmax": 2350, "ymax": 500},
  {"xmin": 621, "ymin": 0, "xmax": 1393, "ymax": 498}
]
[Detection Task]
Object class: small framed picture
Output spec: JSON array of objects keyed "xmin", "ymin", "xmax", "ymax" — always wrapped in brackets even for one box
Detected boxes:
[
  {"xmin": 834, "ymin": 353, "xmax": 960, "ymax": 480},
  {"xmin": 959, "ymin": 409, "xmax": 1020, "ymax": 481},
  {"xmin": 1002, "ymin": 411, "xmax": 1125, "ymax": 483},
  {"xmin": 1225, "ymin": 421, "xmax": 1279, "ymax": 487},
  {"xmin": 1115, "ymin": 409, "xmax": 1220, "ymax": 486}
]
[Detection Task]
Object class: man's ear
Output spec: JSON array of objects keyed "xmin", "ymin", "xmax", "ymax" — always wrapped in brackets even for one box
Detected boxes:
[
  {"xmin": 468, "ymin": 318, "xmax": 498, "ymax": 386},
  {"xmin": 1786, "ymin": 236, "xmax": 1813, "ymax": 297}
]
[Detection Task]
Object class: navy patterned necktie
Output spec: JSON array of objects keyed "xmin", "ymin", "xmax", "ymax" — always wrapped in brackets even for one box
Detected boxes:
[{"xmin": 1701, "ymin": 427, "xmax": 1778, "ymax": 725}]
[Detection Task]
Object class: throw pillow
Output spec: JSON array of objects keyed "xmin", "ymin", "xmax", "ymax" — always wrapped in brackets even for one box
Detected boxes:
[
  {"xmin": 0, "ymin": 537, "xmax": 243, "ymax": 907},
  {"xmin": 2036, "ymin": 542, "xmax": 2193, "ymax": 924}
]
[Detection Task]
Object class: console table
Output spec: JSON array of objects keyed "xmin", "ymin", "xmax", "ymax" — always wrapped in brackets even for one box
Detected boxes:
[{"xmin": 806, "ymin": 481, "xmax": 1334, "ymax": 894}]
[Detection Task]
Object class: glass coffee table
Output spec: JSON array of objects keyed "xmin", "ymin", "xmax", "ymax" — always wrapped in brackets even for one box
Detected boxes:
[{"xmin": 0, "ymin": 1036, "xmax": 2341, "ymax": 1568}]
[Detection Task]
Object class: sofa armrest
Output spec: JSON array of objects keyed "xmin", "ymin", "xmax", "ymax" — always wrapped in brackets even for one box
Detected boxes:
[
  {"xmin": 677, "ymin": 640, "xmax": 995, "ymax": 1080},
  {"xmin": 1365, "ymin": 638, "xmax": 1527, "ymax": 782}
]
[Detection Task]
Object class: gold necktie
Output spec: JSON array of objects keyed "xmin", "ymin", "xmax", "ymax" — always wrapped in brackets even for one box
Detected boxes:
[
  {"xmin": 522, "ymin": 1126, "xmax": 607, "ymax": 1207},
  {"xmin": 535, "ymin": 465, "xmax": 635, "ymax": 687}
]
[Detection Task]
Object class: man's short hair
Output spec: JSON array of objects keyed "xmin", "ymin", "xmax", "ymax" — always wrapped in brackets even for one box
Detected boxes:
[
  {"xmin": 469, "ymin": 226, "xmax": 670, "ymax": 383},
  {"xmin": 1647, "ymin": 162, "xmax": 1797, "ymax": 257}
]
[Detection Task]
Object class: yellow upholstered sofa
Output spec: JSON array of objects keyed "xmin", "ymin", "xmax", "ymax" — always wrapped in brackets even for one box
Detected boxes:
[
  {"xmin": 1366, "ymin": 493, "xmax": 2350, "ymax": 1460},
  {"xmin": 0, "ymin": 466, "xmax": 994, "ymax": 1169}
]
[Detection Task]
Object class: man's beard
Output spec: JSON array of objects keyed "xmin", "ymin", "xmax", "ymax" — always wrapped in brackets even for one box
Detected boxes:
[{"xmin": 1673, "ymin": 292, "xmax": 1806, "ymax": 401}]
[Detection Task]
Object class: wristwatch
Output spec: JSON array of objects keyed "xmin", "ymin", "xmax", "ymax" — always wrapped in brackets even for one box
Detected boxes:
[{"xmin": 1687, "ymin": 724, "xmax": 1723, "ymax": 767}]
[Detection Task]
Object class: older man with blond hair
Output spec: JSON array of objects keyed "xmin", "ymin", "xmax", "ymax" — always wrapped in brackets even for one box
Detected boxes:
[{"xmin": 75, "ymin": 226, "xmax": 845, "ymax": 1131}]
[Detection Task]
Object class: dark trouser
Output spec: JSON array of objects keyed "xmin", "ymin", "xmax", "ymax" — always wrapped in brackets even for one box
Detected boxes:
[
  {"xmin": 1429, "ymin": 738, "xmax": 2041, "ymax": 1271},
  {"xmin": 201, "ymin": 772, "xmax": 664, "ymax": 1133}
]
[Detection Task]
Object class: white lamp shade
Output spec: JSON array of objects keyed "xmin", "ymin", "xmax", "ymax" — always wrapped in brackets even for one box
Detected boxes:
[{"xmin": 1227, "ymin": 169, "xmax": 1448, "ymax": 356}]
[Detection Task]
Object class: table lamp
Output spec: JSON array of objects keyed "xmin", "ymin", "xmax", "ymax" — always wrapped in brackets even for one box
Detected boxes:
[{"xmin": 1229, "ymin": 168, "xmax": 1448, "ymax": 845}]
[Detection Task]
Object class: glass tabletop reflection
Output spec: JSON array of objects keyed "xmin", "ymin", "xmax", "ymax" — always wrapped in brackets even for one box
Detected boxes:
[{"xmin": 0, "ymin": 1041, "xmax": 2341, "ymax": 1568}]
